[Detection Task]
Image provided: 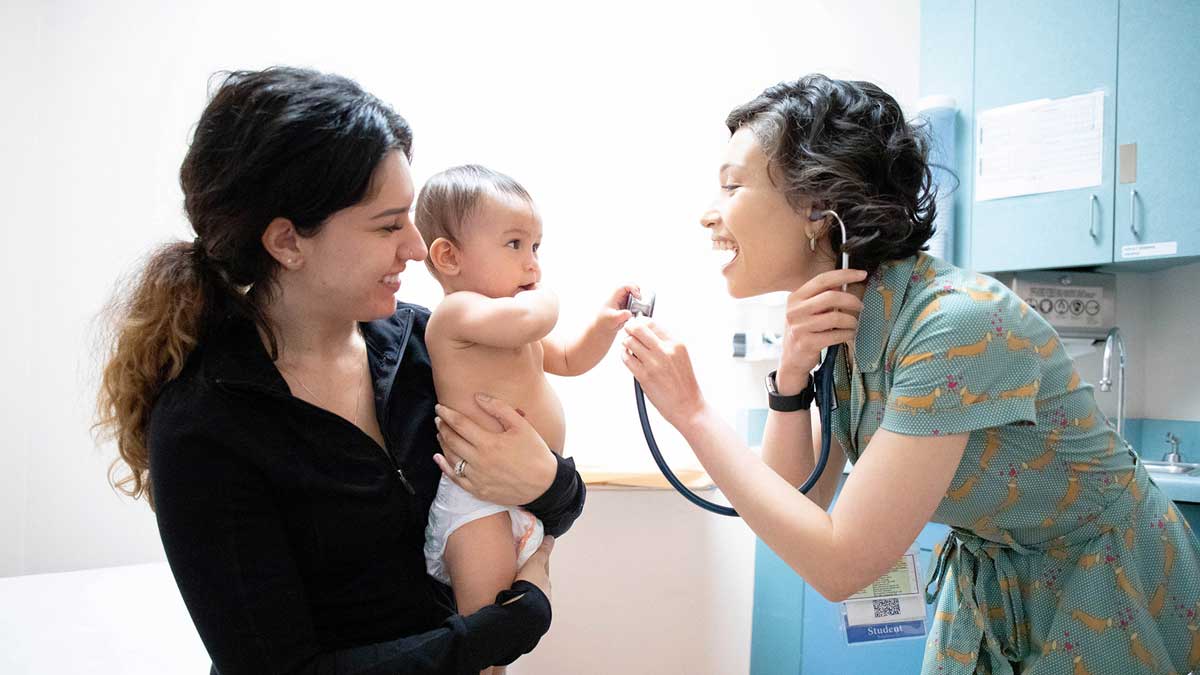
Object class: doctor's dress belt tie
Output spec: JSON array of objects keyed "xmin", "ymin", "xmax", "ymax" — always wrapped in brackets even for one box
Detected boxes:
[
  {"xmin": 924, "ymin": 467, "xmax": 1147, "ymax": 673},
  {"xmin": 926, "ymin": 529, "xmax": 1033, "ymax": 666}
]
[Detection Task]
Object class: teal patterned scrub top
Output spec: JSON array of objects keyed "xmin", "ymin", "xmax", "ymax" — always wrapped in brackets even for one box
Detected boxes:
[{"xmin": 829, "ymin": 253, "xmax": 1200, "ymax": 675}]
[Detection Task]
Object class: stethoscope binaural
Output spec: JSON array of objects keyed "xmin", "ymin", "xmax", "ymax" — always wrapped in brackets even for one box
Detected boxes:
[{"xmin": 628, "ymin": 209, "xmax": 850, "ymax": 517}]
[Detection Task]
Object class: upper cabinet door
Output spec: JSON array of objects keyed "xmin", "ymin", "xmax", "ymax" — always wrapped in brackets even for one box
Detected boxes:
[
  {"xmin": 1114, "ymin": 0, "xmax": 1200, "ymax": 263},
  {"xmin": 971, "ymin": 0, "xmax": 1119, "ymax": 272}
]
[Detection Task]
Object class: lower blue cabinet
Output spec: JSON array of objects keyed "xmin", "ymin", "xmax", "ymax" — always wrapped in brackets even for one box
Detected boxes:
[
  {"xmin": 750, "ymin": 510, "xmax": 950, "ymax": 675},
  {"xmin": 1178, "ymin": 503, "xmax": 1200, "ymax": 532}
]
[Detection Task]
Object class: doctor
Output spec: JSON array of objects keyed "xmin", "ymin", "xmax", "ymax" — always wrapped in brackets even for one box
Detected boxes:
[{"xmin": 618, "ymin": 74, "xmax": 1200, "ymax": 674}]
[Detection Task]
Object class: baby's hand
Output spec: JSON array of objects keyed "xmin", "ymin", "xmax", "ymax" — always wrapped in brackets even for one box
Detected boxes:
[{"xmin": 597, "ymin": 284, "xmax": 640, "ymax": 332}]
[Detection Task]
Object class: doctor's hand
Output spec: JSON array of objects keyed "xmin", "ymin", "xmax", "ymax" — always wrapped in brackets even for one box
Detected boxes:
[
  {"xmin": 776, "ymin": 268, "xmax": 868, "ymax": 394},
  {"xmin": 620, "ymin": 317, "xmax": 706, "ymax": 429},
  {"xmin": 433, "ymin": 394, "xmax": 558, "ymax": 506}
]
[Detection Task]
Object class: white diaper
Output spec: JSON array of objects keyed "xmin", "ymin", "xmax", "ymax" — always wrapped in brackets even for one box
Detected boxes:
[{"xmin": 424, "ymin": 474, "xmax": 545, "ymax": 585}]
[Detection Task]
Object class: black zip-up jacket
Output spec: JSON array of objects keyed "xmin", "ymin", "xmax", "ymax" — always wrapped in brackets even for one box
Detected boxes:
[{"xmin": 148, "ymin": 302, "xmax": 586, "ymax": 674}]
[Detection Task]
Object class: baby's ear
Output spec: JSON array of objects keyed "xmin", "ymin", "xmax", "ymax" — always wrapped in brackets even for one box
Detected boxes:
[{"xmin": 428, "ymin": 237, "xmax": 461, "ymax": 277}]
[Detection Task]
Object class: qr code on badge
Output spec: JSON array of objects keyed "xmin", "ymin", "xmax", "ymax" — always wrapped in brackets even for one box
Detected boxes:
[{"xmin": 872, "ymin": 598, "xmax": 901, "ymax": 618}]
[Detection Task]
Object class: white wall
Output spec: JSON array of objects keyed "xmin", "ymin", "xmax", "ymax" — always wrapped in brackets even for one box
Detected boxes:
[
  {"xmin": 1137, "ymin": 262, "xmax": 1200, "ymax": 421},
  {"xmin": 3, "ymin": 0, "xmax": 920, "ymax": 578},
  {"xmin": 0, "ymin": 5, "xmax": 917, "ymax": 671},
  {"xmin": 513, "ymin": 487, "xmax": 758, "ymax": 675}
]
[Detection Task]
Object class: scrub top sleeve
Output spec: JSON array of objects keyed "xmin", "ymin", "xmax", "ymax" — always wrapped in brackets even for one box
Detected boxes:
[{"xmin": 881, "ymin": 290, "xmax": 1040, "ymax": 437}]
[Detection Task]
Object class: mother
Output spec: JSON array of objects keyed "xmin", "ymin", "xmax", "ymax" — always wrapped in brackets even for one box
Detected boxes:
[
  {"xmin": 617, "ymin": 74, "xmax": 1200, "ymax": 674},
  {"xmin": 96, "ymin": 67, "xmax": 584, "ymax": 674}
]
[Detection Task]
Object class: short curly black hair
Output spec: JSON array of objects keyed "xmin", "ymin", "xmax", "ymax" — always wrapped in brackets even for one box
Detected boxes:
[{"xmin": 725, "ymin": 74, "xmax": 938, "ymax": 274}]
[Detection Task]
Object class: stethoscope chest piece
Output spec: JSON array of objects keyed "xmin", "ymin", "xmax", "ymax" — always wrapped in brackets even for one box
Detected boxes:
[{"xmin": 626, "ymin": 292, "xmax": 656, "ymax": 318}]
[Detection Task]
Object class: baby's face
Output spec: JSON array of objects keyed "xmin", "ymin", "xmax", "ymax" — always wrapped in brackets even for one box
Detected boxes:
[{"xmin": 455, "ymin": 193, "xmax": 543, "ymax": 298}]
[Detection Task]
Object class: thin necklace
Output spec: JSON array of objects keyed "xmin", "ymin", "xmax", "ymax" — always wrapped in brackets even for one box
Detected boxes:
[{"xmin": 282, "ymin": 331, "xmax": 366, "ymax": 426}]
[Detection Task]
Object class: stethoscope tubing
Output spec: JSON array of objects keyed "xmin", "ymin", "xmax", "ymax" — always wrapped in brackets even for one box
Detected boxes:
[
  {"xmin": 633, "ymin": 344, "xmax": 838, "ymax": 517},
  {"xmin": 634, "ymin": 207, "xmax": 849, "ymax": 516}
]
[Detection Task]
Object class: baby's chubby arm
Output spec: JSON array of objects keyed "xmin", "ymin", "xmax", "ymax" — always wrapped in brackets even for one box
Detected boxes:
[
  {"xmin": 542, "ymin": 285, "xmax": 638, "ymax": 377},
  {"xmin": 436, "ymin": 288, "xmax": 559, "ymax": 348}
]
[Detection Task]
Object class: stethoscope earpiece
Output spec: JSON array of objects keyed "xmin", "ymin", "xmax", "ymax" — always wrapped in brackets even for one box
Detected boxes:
[{"xmin": 809, "ymin": 207, "xmax": 852, "ymax": 284}]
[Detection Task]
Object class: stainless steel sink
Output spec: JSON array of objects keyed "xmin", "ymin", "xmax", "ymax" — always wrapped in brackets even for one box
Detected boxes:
[{"xmin": 1141, "ymin": 460, "xmax": 1200, "ymax": 476}]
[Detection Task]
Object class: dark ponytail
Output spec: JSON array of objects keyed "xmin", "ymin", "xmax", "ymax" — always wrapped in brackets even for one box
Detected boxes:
[{"xmin": 95, "ymin": 241, "xmax": 212, "ymax": 506}]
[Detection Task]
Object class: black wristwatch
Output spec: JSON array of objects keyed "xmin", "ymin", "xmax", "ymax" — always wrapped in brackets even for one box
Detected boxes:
[{"xmin": 765, "ymin": 370, "xmax": 816, "ymax": 412}]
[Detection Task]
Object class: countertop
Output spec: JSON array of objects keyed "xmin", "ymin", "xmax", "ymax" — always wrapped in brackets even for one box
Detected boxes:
[
  {"xmin": 1148, "ymin": 470, "xmax": 1200, "ymax": 503},
  {"xmin": 0, "ymin": 562, "xmax": 210, "ymax": 674},
  {"xmin": 579, "ymin": 467, "xmax": 715, "ymax": 490}
]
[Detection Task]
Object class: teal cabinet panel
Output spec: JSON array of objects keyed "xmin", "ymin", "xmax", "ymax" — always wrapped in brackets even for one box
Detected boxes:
[
  {"xmin": 751, "ymin": 464, "xmax": 953, "ymax": 674},
  {"xmin": 1179, "ymin": 504, "xmax": 1200, "ymax": 532},
  {"xmin": 919, "ymin": 0, "xmax": 976, "ymax": 269},
  {"xmin": 751, "ymin": 522, "xmax": 950, "ymax": 675},
  {"xmin": 750, "ymin": 539, "xmax": 805, "ymax": 675},
  {"xmin": 1114, "ymin": 0, "xmax": 1200, "ymax": 262},
  {"xmin": 970, "ymin": 0, "xmax": 1119, "ymax": 272}
]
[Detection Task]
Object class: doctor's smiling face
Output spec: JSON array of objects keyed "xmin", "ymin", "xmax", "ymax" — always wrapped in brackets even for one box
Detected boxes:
[{"xmin": 701, "ymin": 127, "xmax": 822, "ymax": 299}]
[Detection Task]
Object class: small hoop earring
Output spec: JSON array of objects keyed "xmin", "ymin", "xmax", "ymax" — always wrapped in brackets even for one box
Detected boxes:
[{"xmin": 809, "ymin": 235, "xmax": 817, "ymax": 252}]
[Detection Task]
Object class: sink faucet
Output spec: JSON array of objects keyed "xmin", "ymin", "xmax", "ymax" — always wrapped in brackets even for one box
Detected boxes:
[
  {"xmin": 1163, "ymin": 432, "xmax": 1182, "ymax": 464},
  {"xmin": 1099, "ymin": 327, "xmax": 1126, "ymax": 439}
]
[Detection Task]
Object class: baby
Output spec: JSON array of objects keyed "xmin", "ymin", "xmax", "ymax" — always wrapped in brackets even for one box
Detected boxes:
[{"xmin": 415, "ymin": 165, "xmax": 635, "ymax": 673}]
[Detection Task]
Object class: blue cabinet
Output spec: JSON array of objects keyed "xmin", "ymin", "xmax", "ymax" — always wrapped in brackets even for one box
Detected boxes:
[
  {"xmin": 919, "ymin": 0, "xmax": 976, "ymax": 268},
  {"xmin": 798, "ymin": 523, "xmax": 949, "ymax": 675},
  {"xmin": 1179, "ymin": 503, "xmax": 1200, "ymax": 532},
  {"xmin": 970, "ymin": 0, "xmax": 1119, "ymax": 273},
  {"xmin": 1113, "ymin": 0, "xmax": 1200, "ymax": 263},
  {"xmin": 749, "ymin": 471, "xmax": 951, "ymax": 675},
  {"xmin": 926, "ymin": 0, "xmax": 1200, "ymax": 272}
]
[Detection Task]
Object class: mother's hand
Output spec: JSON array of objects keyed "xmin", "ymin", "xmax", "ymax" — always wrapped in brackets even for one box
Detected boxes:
[
  {"xmin": 620, "ymin": 317, "xmax": 706, "ymax": 430},
  {"xmin": 433, "ymin": 393, "xmax": 558, "ymax": 506}
]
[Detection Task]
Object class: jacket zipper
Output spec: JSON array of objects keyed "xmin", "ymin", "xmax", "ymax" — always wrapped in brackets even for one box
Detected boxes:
[
  {"xmin": 213, "ymin": 309, "xmax": 420, "ymax": 496},
  {"xmin": 377, "ymin": 309, "xmax": 417, "ymax": 495},
  {"xmin": 218, "ymin": 379, "xmax": 420, "ymax": 494}
]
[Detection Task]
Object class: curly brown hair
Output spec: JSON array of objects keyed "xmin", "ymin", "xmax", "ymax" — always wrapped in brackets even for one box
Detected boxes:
[{"xmin": 725, "ymin": 74, "xmax": 939, "ymax": 274}]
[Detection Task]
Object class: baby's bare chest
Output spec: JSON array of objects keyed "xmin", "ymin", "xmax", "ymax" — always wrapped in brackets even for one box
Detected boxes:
[{"xmin": 429, "ymin": 339, "xmax": 566, "ymax": 452}]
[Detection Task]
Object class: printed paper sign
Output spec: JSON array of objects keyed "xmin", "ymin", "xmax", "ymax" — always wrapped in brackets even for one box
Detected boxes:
[{"xmin": 976, "ymin": 91, "xmax": 1105, "ymax": 201}]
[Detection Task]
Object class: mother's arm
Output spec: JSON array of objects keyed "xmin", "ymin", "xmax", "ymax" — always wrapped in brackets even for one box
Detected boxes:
[
  {"xmin": 151, "ymin": 430, "xmax": 552, "ymax": 675},
  {"xmin": 433, "ymin": 393, "xmax": 585, "ymax": 537}
]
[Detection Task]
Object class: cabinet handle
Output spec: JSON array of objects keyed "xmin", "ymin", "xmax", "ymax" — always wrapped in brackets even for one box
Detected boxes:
[
  {"xmin": 1089, "ymin": 194, "xmax": 1098, "ymax": 240},
  {"xmin": 1129, "ymin": 189, "xmax": 1139, "ymax": 238}
]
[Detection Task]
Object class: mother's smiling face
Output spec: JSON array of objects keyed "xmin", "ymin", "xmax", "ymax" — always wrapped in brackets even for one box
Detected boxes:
[{"xmin": 700, "ymin": 126, "xmax": 827, "ymax": 299}]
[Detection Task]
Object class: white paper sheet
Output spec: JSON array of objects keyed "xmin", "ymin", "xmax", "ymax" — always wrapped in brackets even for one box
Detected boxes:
[{"xmin": 975, "ymin": 91, "xmax": 1105, "ymax": 202}]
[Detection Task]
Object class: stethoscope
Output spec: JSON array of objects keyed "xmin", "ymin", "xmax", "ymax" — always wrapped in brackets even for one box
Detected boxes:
[{"xmin": 628, "ymin": 208, "xmax": 850, "ymax": 517}]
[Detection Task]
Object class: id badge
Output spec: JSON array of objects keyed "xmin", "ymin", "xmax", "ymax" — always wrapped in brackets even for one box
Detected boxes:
[{"xmin": 841, "ymin": 542, "xmax": 927, "ymax": 644}]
